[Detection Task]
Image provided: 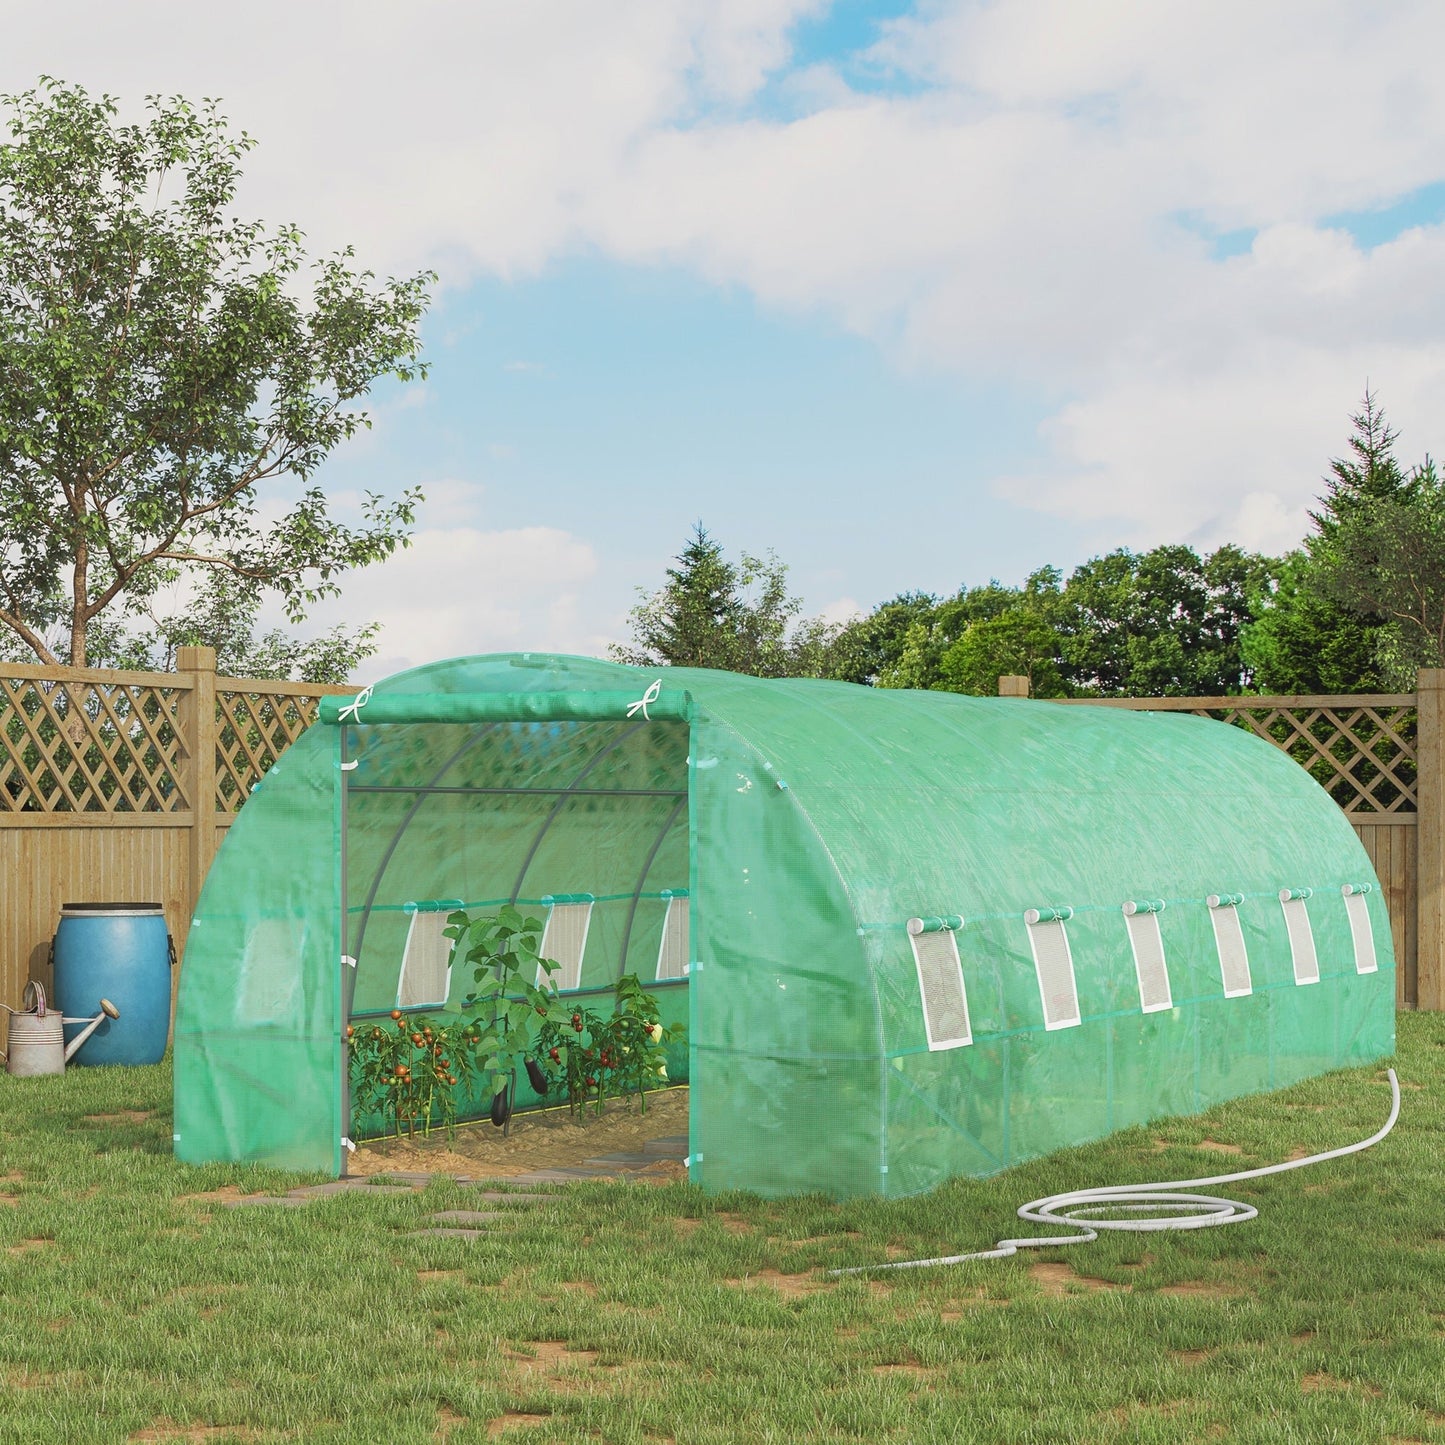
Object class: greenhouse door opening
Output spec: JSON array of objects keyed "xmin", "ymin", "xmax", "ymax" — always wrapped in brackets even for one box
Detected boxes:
[{"xmin": 338, "ymin": 713, "xmax": 693, "ymax": 1121}]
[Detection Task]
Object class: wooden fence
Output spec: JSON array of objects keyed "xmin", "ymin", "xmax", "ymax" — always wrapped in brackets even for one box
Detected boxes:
[
  {"xmin": 0, "ymin": 646, "xmax": 354, "ymax": 1012},
  {"xmin": 0, "ymin": 653, "xmax": 1438, "ymax": 1014},
  {"xmin": 1002, "ymin": 672, "xmax": 1442, "ymax": 1010}
]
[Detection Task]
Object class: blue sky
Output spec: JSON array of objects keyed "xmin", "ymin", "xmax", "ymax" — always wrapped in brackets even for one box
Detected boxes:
[
  {"xmin": 321, "ymin": 256, "xmax": 1074, "ymax": 644},
  {"xmin": 11, "ymin": 0, "xmax": 1445, "ymax": 675}
]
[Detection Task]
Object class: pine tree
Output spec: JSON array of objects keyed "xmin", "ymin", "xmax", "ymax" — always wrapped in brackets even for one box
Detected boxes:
[{"xmin": 612, "ymin": 524, "xmax": 835, "ymax": 676}]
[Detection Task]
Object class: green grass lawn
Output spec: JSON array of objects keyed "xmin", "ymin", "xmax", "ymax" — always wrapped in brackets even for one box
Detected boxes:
[{"xmin": 0, "ymin": 1017, "xmax": 1441, "ymax": 1444}]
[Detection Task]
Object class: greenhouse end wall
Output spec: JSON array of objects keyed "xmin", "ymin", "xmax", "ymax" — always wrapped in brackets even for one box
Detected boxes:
[{"xmin": 174, "ymin": 723, "xmax": 343, "ymax": 1174}]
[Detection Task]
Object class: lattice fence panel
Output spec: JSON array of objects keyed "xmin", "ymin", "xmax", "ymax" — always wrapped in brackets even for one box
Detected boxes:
[
  {"xmin": 215, "ymin": 690, "xmax": 326, "ymax": 811},
  {"xmin": 0, "ymin": 674, "xmax": 186, "ymax": 813},
  {"xmin": 1188, "ymin": 703, "xmax": 1417, "ymax": 814}
]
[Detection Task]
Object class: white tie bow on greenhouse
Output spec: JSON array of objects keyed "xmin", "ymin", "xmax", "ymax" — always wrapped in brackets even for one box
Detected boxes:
[{"xmin": 627, "ymin": 678, "xmax": 663, "ymax": 721}]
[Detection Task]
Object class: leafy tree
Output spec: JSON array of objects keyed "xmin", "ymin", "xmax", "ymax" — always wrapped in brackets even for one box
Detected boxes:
[
  {"xmin": 820, "ymin": 592, "xmax": 938, "ymax": 686},
  {"xmin": 91, "ymin": 573, "xmax": 378, "ymax": 684},
  {"xmin": 876, "ymin": 576, "xmax": 1055, "ymax": 691},
  {"xmin": 612, "ymin": 524, "xmax": 839, "ymax": 677},
  {"xmin": 838, "ymin": 546, "xmax": 1268, "ymax": 698},
  {"xmin": 1056, "ymin": 544, "xmax": 1272, "ymax": 696},
  {"xmin": 1316, "ymin": 388, "xmax": 1413, "ymax": 522},
  {"xmin": 937, "ymin": 609, "xmax": 1069, "ymax": 697},
  {"xmin": 0, "ymin": 79, "xmax": 432, "ymax": 669}
]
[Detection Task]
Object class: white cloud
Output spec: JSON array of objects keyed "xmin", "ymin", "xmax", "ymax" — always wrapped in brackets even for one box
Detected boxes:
[
  {"xmin": 304, "ymin": 523, "xmax": 603, "ymax": 678},
  {"xmin": 815, "ymin": 595, "xmax": 864, "ymax": 628},
  {"xmin": 11, "ymin": 0, "xmax": 1445, "ymax": 574}
]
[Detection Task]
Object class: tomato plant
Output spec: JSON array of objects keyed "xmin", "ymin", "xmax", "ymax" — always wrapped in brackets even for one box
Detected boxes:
[
  {"xmin": 348, "ymin": 905, "xmax": 564, "ymax": 1139},
  {"xmin": 346, "ymin": 912, "xmax": 681, "ymax": 1139},
  {"xmin": 532, "ymin": 973, "xmax": 682, "ymax": 1116},
  {"xmin": 348, "ymin": 1013, "xmax": 485, "ymax": 1140}
]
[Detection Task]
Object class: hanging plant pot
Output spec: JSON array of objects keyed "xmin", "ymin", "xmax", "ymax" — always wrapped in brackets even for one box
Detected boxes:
[
  {"xmin": 490, "ymin": 1081, "xmax": 513, "ymax": 1128},
  {"xmin": 524, "ymin": 1057, "xmax": 549, "ymax": 1095}
]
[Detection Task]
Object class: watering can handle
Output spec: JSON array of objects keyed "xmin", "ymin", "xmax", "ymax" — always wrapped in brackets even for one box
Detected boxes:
[{"xmin": 22, "ymin": 981, "xmax": 46, "ymax": 1017}]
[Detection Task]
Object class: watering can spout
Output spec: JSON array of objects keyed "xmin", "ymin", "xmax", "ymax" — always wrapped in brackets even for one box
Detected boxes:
[{"xmin": 62, "ymin": 998, "xmax": 120, "ymax": 1063}]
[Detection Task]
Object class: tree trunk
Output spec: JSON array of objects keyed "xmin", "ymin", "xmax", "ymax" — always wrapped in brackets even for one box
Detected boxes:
[{"xmin": 70, "ymin": 541, "xmax": 88, "ymax": 669}]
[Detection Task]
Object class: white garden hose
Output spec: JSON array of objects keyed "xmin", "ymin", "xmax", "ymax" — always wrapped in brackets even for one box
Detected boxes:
[{"xmin": 832, "ymin": 1069, "xmax": 1401, "ymax": 1276}]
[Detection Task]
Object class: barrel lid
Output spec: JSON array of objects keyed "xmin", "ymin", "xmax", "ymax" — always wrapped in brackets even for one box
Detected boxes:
[{"xmin": 61, "ymin": 902, "xmax": 164, "ymax": 916}]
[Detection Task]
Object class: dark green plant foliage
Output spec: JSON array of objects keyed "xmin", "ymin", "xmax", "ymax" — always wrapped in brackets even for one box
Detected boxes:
[
  {"xmin": 349, "ymin": 908, "xmax": 568, "ymax": 1139},
  {"xmin": 817, "ymin": 591, "xmax": 938, "ymax": 686},
  {"xmin": 1240, "ymin": 551, "xmax": 1387, "ymax": 694},
  {"xmin": 850, "ymin": 549, "xmax": 1273, "ymax": 698},
  {"xmin": 443, "ymin": 906, "xmax": 573, "ymax": 1098},
  {"xmin": 348, "ymin": 912, "xmax": 684, "ymax": 1137},
  {"xmin": 348, "ymin": 1012, "xmax": 484, "ymax": 1141},
  {"xmin": 1311, "ymin": 461, "xmax": 1445, "ymax": 690},
  {"xmin": 0, "ymin": 78, "xmax": 432, "ymax": 671},
  {"xmin": 816, "ymin": 392, "xmax": 1445, "ymax": 700},
  {"xmin": 533, "ymin": 973, "xmax": 680, "ymax": 1117}
]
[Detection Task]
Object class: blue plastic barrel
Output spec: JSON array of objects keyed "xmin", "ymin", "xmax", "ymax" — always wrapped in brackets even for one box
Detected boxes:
[{"xmin": 53, "ymin": 903, "xmax": 172, "ymax": 1066}]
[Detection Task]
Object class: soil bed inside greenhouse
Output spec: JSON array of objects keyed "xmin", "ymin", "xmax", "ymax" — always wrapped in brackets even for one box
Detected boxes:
[{"xmin": 349, "ymin": 1085, "xmax": 689, "ymax": 1180}]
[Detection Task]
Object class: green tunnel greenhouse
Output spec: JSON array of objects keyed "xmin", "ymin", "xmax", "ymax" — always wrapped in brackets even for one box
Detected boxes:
[{"xmin": 173, "ymin": 653, "xmax": 1395, "ymax": 1198}]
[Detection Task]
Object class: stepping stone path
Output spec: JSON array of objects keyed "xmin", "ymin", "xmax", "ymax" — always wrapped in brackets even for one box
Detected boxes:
[{"xmin": 219, "ymin": 1133, "xmax": 690, "ymax": 1234}]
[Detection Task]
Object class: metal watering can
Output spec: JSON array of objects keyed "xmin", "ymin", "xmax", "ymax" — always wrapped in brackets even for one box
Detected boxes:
[{"xmin": 1, "ymin": 982, "xmax": 120, "ymax": 1077}]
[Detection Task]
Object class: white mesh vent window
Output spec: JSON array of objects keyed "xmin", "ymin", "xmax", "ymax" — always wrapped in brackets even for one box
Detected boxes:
[
  {"xmin": 907, "ymin": 918, "xmax": 972, "ymax": 1050},
  {"xmin": 237, "ymin": 917, "xmax": 303, "ymax": 1025},
  {"xmin": 538, "ymin": 901, "xmax": 593, "ymax": 991},
  {"xmin": 396, "ymin": 909, "xmax": 454, "ymax": 1008},
  {"xmin": 1280, "ymin": 890, "xmax": 1320, "ymax": 986},
  {"xmin": 656, "ymin": 894, "xmax": 690, "ymax": 981},
  {"xmin": 1026, "ymin": 909, "xmax": 1081, "ymax": 1030},
  {"xmin": 1123, "ymin": 902, "xmax": 1172, "ymax": 1014},
  {"xmin": 1208, "ymin": 895, "xmax": 1252, "ymax": 998},
  {"xmin": 1343, "ymin": 885, "xmax": 1378, "ymax": 975}
]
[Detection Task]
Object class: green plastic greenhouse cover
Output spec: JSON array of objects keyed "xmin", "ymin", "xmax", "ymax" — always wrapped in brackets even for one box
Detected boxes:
[{"xmin": 174, "ymin": 654, "xmax": 1394, "ymax": 1198}]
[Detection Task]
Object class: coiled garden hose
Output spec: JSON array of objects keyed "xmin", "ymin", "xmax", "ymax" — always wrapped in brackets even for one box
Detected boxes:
[{"xmin": 832, "ymin": 1069, "xmax": 1401, "ymax": 1276}]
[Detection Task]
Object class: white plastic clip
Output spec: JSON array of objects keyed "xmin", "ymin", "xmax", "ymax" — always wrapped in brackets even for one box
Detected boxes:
[
  {"xmin": 340, "ymin": 759, "xmax": 359, "ymax": 772},
  {"xmin": 337, "ymin": 685, "xmax": 373, "ymax": 724},
  {"xmin": 627, "ymin": 678, "xmax": 662, "ymax": 721},
  {"xmin": 342, "ymin": 954, "xmax": 357, "ymax": 969},
  {"xmin": 341, "ymin": 1137, "xmax": 356, "ymax": 1153}
]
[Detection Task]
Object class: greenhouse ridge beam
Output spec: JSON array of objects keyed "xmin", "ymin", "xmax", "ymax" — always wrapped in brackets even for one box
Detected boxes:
[
  {"xmin": 349, "ymin": 785, "xmax": 686, "ymax": 798},
  {"xmin": 320, "ymin": 689, "xmax": 694, "ymax": 726}
]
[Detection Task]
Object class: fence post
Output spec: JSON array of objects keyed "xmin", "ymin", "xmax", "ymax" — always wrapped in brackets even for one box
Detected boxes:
[
  {"xmin": 176, "ymin": 646, "xmax": 219, "ymax": 934},
  {"xmin": 1417, "ymin": 669, "xmax": 1445, "ymax": 1009},
  {"xmin": 998, "ymin": 675, "xmax": 1031, "ymax": 698}
]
